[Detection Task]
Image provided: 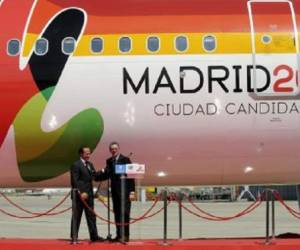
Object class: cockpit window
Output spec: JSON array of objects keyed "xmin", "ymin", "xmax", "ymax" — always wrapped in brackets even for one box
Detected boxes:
[
  {"xmin": 91, "ymin": 37, "xmax": 103, "ymax": 53},
  {"xmin": 119, "ymin": 37, "xmax": 131, "ymax": 53},
  {"xmin": 7, "ymin": 39, "xmax": 20, "ymax": 56},
  {"xmin": 62, "ymin": 37, "xmax": 76, "ymax": 54},
  {"xmin": 147, "ymin": 36, "xmax": 159, "ymax": 52},
  {"xmin": 34, "ymin": 38, "xmax": 48, "ymax": 56}
]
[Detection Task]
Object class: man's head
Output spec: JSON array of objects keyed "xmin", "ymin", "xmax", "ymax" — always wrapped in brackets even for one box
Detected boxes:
[
  {"xmin": 109, "ymin": 141, "xmax": 120, "ymax": 157},
  {"xmin": 78, "ymin": 146, "xmax": 91, "ymax": 161}
]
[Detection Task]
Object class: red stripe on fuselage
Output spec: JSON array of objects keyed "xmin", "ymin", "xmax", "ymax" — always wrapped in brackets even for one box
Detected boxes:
[
  {"xmin": 47, "ymin": 0, "xmax": 296, "ymax": 16},
  {"xmin": 26, "ymin": 0, "xmax": 300, "ymax": 35}
]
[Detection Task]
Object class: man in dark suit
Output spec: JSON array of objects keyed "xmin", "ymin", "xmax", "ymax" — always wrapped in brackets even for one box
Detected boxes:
[
  {"xmin": 70, "ymin": 146, "xmax": 104, "ymax": 242},
  {"xmin": 97, "ymin": 142, "xmax": 135, "ymax": 242}
]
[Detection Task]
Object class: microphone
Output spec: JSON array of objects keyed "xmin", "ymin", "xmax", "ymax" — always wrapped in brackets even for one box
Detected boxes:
[{"xmin": 128, "ymin": 152, "xmax": 133, "ymax": 157}]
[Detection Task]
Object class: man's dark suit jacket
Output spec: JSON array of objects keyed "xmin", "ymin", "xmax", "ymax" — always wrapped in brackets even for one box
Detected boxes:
[
  {"xmin": 96, "ymin": 154, "xmax": 135, "ymax": 195},
  {"xmin": 70, "ymin": 159, "xmax": 97, "ymax": 197},
  {"xmin": 70, "ymin": 159, "xmax": 100, "ymax": 240}
]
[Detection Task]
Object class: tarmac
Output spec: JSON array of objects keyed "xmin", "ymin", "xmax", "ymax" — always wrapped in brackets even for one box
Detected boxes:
[{"xmin": 0, "ymin": 194, "xmax": 299, "ymax": 240}]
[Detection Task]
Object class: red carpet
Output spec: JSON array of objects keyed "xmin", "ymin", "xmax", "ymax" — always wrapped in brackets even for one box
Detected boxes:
[{"xmin": 1, "ymin": 238, "xmax": 300, "ymax": 250}]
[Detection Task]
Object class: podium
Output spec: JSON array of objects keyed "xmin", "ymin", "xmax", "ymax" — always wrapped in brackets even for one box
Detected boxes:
[{"xmin": 115, "ymin": 163, "xmax": 145, "ymax": 243}]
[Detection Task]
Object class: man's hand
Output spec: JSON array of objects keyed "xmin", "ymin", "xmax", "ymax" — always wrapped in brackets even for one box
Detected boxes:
[
  {"xmin": 129, "ymin": 192, "xmax": 135, "ymax": 201},
  {"xmin": 80, "ymin": 192, "xmax": 89, "ymax": 200}
]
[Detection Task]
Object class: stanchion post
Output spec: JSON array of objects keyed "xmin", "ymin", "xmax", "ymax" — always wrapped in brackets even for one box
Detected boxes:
[
  {"xmin": 71, "ymin": 188, "xmax": 78, "ymax": 244},
  {"xmin": 271, "ymin": 192, "xmax": 275, "ymax": 239},
  {"xmin": 160, "ymin": 188, "xmax": 171, "ymax": 246},
  {"xmin": 120, "ymin": 174, "xmax": 126, "ymax": 244},
  {"xmin": 177, "ymin": 191, "xmax": 183, "ymax": 240},
  {"xmin": 107, "ymin": 179, "xmax": 112, "ymax": 241},
  {"xmin": 163, "ymin": 189, "xmax": 168, "ymax": 244},
  {"xmin": 265, "ymin": 190, "xmax": 270, "ymax": 245}
]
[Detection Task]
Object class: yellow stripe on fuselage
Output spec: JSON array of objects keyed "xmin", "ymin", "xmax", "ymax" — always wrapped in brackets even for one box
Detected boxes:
[{"xmin": 22, "ymin": 32, "xmax": 296, "ymax": 57}]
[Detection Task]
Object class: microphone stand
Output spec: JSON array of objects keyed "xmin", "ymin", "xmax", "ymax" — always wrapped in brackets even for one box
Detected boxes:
[{"xmin": 106, "ymin": 152, "xmax": 132, "ymax": 242}]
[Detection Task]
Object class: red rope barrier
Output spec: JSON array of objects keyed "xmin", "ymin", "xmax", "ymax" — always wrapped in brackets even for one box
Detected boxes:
[
  {"xmin": 80, "ymin": 191, "xmax": 167, "ymax": 225},
  {"xmin": 5, "ymin": 188, "xmax": 298, "ymax": 224},
  {"xmin": 271, "ymin": 190, "xmax": 300, "ymax": 219},
  {"xmin": 0, "ymin": 191, "xmax": 71, "ymax": 218},
  {"xmin": 180, "ymin": 194, "xmax": 263, "ymax": 221},
  {"xmin": 141, "ymin": 201, "xmax": 170, "ymax": 220},
  {"xmin": 95, "ymin": 193, "xmax": 163, "ymax": 220}
]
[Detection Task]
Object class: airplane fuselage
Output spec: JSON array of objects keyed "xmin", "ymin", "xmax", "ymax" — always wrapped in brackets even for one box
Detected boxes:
[{"xmin": 1, "ymin": 0, "xmax": 300, "ymax": 187}]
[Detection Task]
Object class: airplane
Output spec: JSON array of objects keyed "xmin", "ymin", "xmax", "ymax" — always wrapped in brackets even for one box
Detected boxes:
[{"xmin": 1, "ymin": 0, "xmax": 300, "ymax": 189}]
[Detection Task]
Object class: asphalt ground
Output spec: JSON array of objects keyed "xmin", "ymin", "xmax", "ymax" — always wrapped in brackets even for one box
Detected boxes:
[{"xmin": 0, "ymin": 195, "xmax": 299, "ymax": 240}]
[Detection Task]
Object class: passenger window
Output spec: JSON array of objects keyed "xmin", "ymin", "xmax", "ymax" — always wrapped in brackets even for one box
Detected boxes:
[
  {"xmin": 62, "ymin": 37, "xmax": 75, "ymax": 54},
  {"xmin": 262, "ymin": 34, "xmax": 272, "ymax": 44},
  {"xmin": 91, "ymin": 38, "xmax": 103, "ymax": 53},
  {"xmin": 175, "ymin": 36, "xmax": 188, "ymax": 52},
  {"xmin": 147, "ymin": 36, "xmax": 159, "ymax": 52},
  {"xmin": 34, "ymin": 38, "xmax": 48, "ymax": 56},
  {"xmin": 203, "ymin": 35, "xmax": 216, "ymax": 52},
  {"xmin": 119, "ymin": 37, "xmax": 131, "ymax": 53},
  {"xmin": 7, "ymin": 39, "xmax": 20, "ymax": 56}
]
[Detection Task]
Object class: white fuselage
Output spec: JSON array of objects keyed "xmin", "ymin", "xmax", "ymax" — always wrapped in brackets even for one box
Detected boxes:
[{"xmin": 1, "ymin": 53, "xmax": 300, "ymax": 187}]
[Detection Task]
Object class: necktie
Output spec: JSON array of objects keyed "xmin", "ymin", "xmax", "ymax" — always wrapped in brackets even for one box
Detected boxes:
[{"xmin": 85, "ymin": 161, "xmax": 91, "ymax": 172}]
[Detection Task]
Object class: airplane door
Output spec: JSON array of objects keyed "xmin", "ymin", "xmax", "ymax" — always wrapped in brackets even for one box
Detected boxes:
[{"xmin": 247, "ymin": 0, "xmax": 300, "ymax": 98}]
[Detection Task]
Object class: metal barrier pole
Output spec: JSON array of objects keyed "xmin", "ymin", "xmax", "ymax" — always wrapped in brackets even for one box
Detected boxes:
[
  {"xmin": 107, "ymin": 179, "xmax": 112, "ymax": 241},
  {"xmin": 160, "ymin": 189, "xmax": 171, "ymax": 245},
  {"xmin": 71, "ymin": 189, "xmax": 78, "ymax": 244},
  {"xmin": 177, "ymin": 191, "xmax": 183, "ymax": 240},
  {"xmin": 120, "ymin": 174, "xmax": 126, "ymax": 244},
  {"xmin": 265, "ymin": 190, "xmax": 270, "ymax": 245},
  {"xmin": 163, "ymin": 189, "xmax": 168, "ymax": 244},
  {"xmin": 271, "ymin": 192, "xmax": 275, "ymax": 239}
]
